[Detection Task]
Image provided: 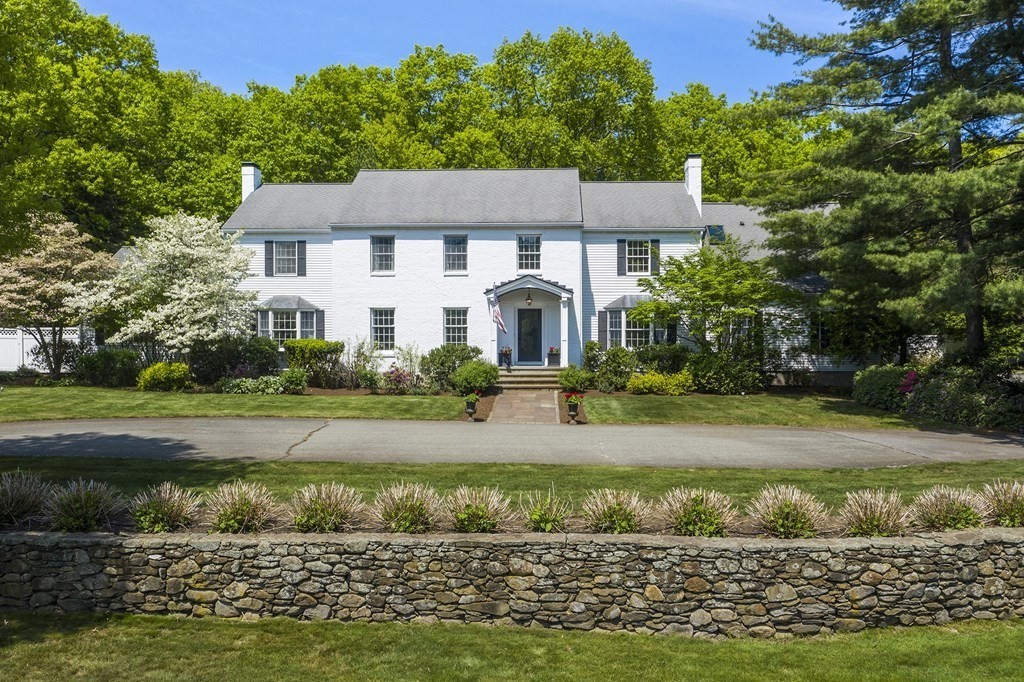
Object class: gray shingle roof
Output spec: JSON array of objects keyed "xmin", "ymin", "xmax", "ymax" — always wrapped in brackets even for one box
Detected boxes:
[
  {"xmin": 701, "ymin": 203, "xmax": 771, "ymax": 259},
  {"xmin": 580, "ymin": 182, "xmax": 702, "ymax": 229},
  {"xmin": 339, "ymin": 169, "xmax": 583, "ymax": 225},
  {"xmin": 258, "ymin": 296, "xmax": 319, "ymax": 310},
  {"xmin": 603, "ymin": 295, "xmax": 652, "ymax": 310},
  {"xmin": 222, "ymin": 184, "xmax": 351, "ymax": 232}
]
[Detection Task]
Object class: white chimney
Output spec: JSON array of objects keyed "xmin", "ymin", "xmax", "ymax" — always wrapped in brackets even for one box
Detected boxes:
[
  {"xmin": 684, "ymin": 154, "xmax": 702, "ymax": 217},
  {"xmin": 241, "ymin": 162, "xmax": 262, "ymax": 202}
]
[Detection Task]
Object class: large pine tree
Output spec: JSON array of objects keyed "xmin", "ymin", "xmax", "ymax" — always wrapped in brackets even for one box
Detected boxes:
[{"xmin": 753, "ymin": 0, "xmax": 1024, "ymax": 360}]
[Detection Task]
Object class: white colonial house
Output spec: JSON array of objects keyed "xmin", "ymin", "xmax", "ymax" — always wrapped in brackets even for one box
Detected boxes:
[{"xmin": 221, "ymin": 158, "xmax": 714, "ymax": 369}]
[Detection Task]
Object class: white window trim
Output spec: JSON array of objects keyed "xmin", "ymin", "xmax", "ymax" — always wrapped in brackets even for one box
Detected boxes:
[
  {"xmin": 258, "ymin": 309, "xmax": 316, "ymax": 347},
  {"xmin": 606, "ymin": 310, "xmax": 666, "ymax": 349},
  {"xmin": 443, "ymin": 307, "xmax": 469, "ymax": 346},
  {"xmin": 516, "ymin": 234, "xmax": 542, "ymax": 273},
  {"xmin": 273, "ymin": 241, "xmax": 298, "ymax": 277},
  {"xmin": 626, "ymin": 239, "xmax": 651, "ymax": 276},
  {"xmin": 443, "ymin": 235, "xmax": 468, "ymax": 275},
  {"xmin": 370, "ymin": 307, "xmax": 396, "ymax": 353},
  {"xmin": 370, "ymin": 235, "xmax": 395, "ymax": 274}
]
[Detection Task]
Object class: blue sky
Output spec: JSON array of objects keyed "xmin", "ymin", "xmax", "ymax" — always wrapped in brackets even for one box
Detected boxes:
[{"xmin": 79, "ymin": 0, "xmax": 847, "ymax": 102}]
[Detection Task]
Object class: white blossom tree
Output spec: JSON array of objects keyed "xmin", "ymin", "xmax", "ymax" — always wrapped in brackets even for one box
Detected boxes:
[
  {"xmin": 77, "ymin": 212, "xmax": 257, "ymax": 356},
  {"xmin": 0, "ymin": 217, "xmax": 118, "ymax": 377}
]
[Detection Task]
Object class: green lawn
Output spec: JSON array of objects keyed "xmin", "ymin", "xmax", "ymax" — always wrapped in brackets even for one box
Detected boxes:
[
  {"xmin": 3, "ymin": 456, "xmax": 1022, "ymax": 507},
  {"xmin": 585, "ymin": 392, "xmax": 940, "ymax": 429},
  {"xmin": 0, "ymin": 386, "xmax": 938, "ymax": 431},
  {"xmin": 1, "ymin": 612, "xmax": 1022, "ymax": 681},
  {"xmin": 0, "ymin": 386, "xmax": 463, "ymax": 422}
]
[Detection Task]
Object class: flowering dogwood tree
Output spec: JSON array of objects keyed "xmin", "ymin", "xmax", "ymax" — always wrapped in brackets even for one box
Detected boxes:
[
  {"xmin": 77, "ymin": 212, "xmax": 257, "ymax": 355},
  {"xmin": 0, "ymin": 218, "xmax": 117, "ymax": 377}
]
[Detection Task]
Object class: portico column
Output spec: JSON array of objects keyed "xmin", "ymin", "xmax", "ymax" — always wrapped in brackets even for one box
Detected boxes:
[
  {"xmin": 560, "ymin": 297, "xmax": 569, "ymax": 367},
  {"xmin": 490, "ymin": 295, "xmax": 499, "ymax": 363}
]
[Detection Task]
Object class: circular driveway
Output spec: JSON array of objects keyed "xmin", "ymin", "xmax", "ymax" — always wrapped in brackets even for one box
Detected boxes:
[{"xmin": 0, "ymin": 418, "xmax": 1022, "ymax": 469}]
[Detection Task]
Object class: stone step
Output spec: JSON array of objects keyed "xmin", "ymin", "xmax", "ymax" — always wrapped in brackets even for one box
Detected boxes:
[{"xmin": 499, "ymin": 382, "xmax": 562, "ymax": 390}]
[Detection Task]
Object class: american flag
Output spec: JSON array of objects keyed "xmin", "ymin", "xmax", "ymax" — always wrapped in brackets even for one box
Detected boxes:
[{"xmin": 490, "ymin": 285, "xmax": 507, "ymax": 334}]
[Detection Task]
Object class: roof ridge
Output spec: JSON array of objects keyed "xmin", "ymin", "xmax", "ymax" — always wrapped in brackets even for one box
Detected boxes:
[{"xmin": 355, "ymin": 167, "xmax": 581, "ymax": 173}]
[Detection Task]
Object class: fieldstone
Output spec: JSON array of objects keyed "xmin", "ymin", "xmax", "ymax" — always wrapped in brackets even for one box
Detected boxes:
[
  {"xmin": 765, "ymin": 584, "xmax": 798, "ymax": 603},
  {"xmin": 215, "ymin": 601, "xmax": 240, "ymax": 618},
  {"xmin": 690, "ymin": 609, "xmax": 713, "ymax": 627},
  {"xmin": 167, "ymin": 559, "xmax": 200, "ymax": 578},
  {"xmin": 305, "ymin": 604, "xmax": 332, "ymax": 620},
  {"xmin": 185, "ymin": 590, "xmax": 219, "ymax": 604},
  {"xmin": 644, "ymin": 585, "xmax": 665, "ymax": 602},
  {"xmin": 833, "ymin": 618, "xmax": 867, "ymax": 633},
  {"xmin": 462, "ymin": 601, "xmax": 510, "ymax": 616},
  {"xmin": 684, "ymin": 577, "xmax": 711, "ymax": 593}
]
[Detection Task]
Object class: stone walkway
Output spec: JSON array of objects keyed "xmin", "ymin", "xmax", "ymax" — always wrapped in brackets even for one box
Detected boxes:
[{"xmin": 487, "ymin": 390, "xmax": 560, "ymax": 424}]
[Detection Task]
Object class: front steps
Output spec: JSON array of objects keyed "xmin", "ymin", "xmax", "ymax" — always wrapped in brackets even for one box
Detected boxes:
[{"xmin": 495, "ymin": 366, "xmax": 563, "ymax": 390}]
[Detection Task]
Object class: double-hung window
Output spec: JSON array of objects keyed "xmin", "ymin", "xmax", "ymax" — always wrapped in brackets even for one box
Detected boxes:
[
  {"xmin": 443, "ymin": 308, "xmax": 468, "ymax": 345},
  {"xmin": 517, "ymin": 235, "xmax": 541, "ymax": 272},
  {"xmin": 626, "ymin": 240, "xmax": 650, "ymax": 274},
  {"xmin": 444, "ymin": 236, "xmax": 467, "ymax": 273},
  {"xmin": 274, "ymin": 241, "xmax": 297, "ymax": 276},
  {"xmin": 625, "ymin": 316, "xmax": 651, "ymax": 348},
  {"xmin": 258, "ymin": 310, "xmax": 316, "ymax": 344},
  {"xmin": 371, "ymin": 236, "xmax": 395, "ymax": 273},
  {"xmin": 371, "ymin": 308, "xmax": 395, "ymax": 351},
  {"xmin": 608, "ymin": 312, "xmax": 622, "ymax": 348}
]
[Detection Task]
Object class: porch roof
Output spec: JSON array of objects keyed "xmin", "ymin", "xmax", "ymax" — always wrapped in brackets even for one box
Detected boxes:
[{"xmin": 485, "ymin": 275, "xmax": 573, "ymax": 299}]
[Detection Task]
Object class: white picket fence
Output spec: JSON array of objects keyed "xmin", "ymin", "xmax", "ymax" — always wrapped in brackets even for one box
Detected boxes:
[{"xmin": 0, "ymin": 328, "xmax": 83, "ymax": 371}]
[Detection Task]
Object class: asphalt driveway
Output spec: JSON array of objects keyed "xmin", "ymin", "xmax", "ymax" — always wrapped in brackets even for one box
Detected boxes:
[{"xmin": 0, "ymin": 418, "xmax": 1022, "ymax": 469}]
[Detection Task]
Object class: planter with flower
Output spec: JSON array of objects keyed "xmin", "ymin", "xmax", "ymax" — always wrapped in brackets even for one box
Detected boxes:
[
  {"xmin": 464, "ymin": 390, "xmax": 482, "ymax": 421},
  {"xmin": 499, "ymin": 346, "xmax": 512, "ymax": 370},
  {"xmin": 547, "ymin": 346, "xmax": 561, "ymax": 367},
  {"xmin": 564, "ymin": 391, "xmax": 584, "ymax": 424}
]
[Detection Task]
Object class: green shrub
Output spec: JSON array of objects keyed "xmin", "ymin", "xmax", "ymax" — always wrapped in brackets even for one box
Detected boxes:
[
  {"xmin": 905, "ymin": 364, "xmax": 1023, "ymax": 430},
  {"xmin": 372, "ymin": 482, "xmax": 442, "ymax": 534},
  {"xmin": 852, "ymin": 364, "xmax": 915, "ymax": 412},
  {"xmin": 207, "ymin": 481, "xmax": 278, "ymax": 533},
  {"xmin": 380, "ymin": 364, "xmax": 413, "ymax": 394},
  {"xmin": 581, "ymin": 489, "xmax": 653, "ymax": 534},
  {"xmin": 421, "ymin": 344, "xmax": 482, "ymax": 392},
  {"xmin": 659, "ymin": 488, "xmax": 737, "ymax": 537},
  {"xmin": 130, "ymin": 482, "xmax": 202, "ymax": 533},
  {"xmin": 583, "ymin": 341, "xmax": 604, "ymax": 372},
  {"xmin": 341, "ymin": 337, "xmax": 383, "ymax": 389},
  {"xmin": 635, "ymin": 344, "xmax": 690, "ymax": 374},
  {"xmin": 75, "ymin": 349, "xmax": 141, "ymax": 387},
  {"xmin": 0, "ymin": 471, "xmax": 52, "ymax": 526},
  {"xmin": 983, "ymin": 480, "xmax": 1024, "ymax": 528},
  {"xmin": 909, "ymin": 485, "xmax": 989, "ymax": 531},
  {"xmin": 520, "ymin": 487, "xmax": 572, "ymax": 533},
  {"xmin": 747, "ymin": 485, "xmax": 828, "ymax": 539},
  {"xmin": 278, "ymin": 368, "xmax": 308, "ymax": 395},
  {"xmin": 219, "ymin": 376, "xmax": 284, "ymax": 395},
  {"xmin": 136, "ymin": 362, "xmax": 192, "ymax": 392},
  {"xmin": 446, "ymin": 486, "xmax": 515, "ymax": 533},
  {"xmin": 356, "ymin": 368, "xmax": 380, "ymax": 391},
  {"xmin": 189, "ymin": 336, "xmax": 279, "ymax": 385},
  {"xmin": 45, "ymin": 479, "xmax": 127, "ymax": 532},
  {"xmin": 451, "ymin": 359, "xmax": 499, "ymax": 395},
  {"xmin": 595, "ymin": 346, "xmax": 636, "ymax": 393},
  {"xmin": 558, "ymin": 364, "xmax": 595, "ymax": 392},
  {"xmin": 283, "ymin": 339, "xmax": 345, "ymax": 388},
  {"xmin": 291, "ymin": 483, "xmax": 366, "ymax": 533},
  {"xmin": 839, "ymin": 489, "xmax": 908, "ymax": 537},
  {"xmin": 687, "ymin": 351, "xmax": 765, "ymax": 394},
  {"xmin": 625, "ymin": 370, "xmax": 695, "ymax": 396}
]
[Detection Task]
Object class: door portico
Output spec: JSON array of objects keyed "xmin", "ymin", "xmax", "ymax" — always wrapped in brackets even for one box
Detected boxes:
[{"xmin": 485, "ymin": 275, "xmax": 573, "ymax": 367}]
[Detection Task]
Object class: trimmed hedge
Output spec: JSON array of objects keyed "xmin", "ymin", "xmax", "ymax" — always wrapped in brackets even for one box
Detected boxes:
[
  {"xmin": 137, "ymin": 362, "xmax": 192, "ymax": 392},
  {"xmin": 282, "ymin": 339, "xmax": 344, "ymax": 389}
]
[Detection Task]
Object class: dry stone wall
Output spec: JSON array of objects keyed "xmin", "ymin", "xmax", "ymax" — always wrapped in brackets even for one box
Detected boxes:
[{"xmin": 2, "ymin": 530, "xmax": 1023, "ymax": 637}]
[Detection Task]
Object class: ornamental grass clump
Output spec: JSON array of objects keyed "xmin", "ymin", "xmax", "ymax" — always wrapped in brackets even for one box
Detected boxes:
[
  {"xmin": 520, "ymin": 487, "xmax": 572, "ymax": 533},
  {"xmin": 982, "ymin": 480, "xmax": 1024, "ymax": 527},
  {"xmin": 0, "ymin": 470, "xmax": 52, "ymax": 526},
  {"xmin": 45, "ymin": 479, "xmax": 127, "ymax": 532},
  {"xmin": 206, "ymin": 481, "xmax": 278, "ymax": 534},
  {"xmin": 909, "ymin": 485, "xmax": 989, "ymax": 531},
  {"xmin": 658, "ymin": 487, "xmax": 738, "ymax": 537},
  {"xmin": 291, "ymin": 482, "xmax": 366, "ymax": 533},
  {"xmin": 130, "ymin": 482, "xmax": 203, "ymax": 533},
  {"xmin": 747, "ymin": 485, "xmax": 828, "ymax": 539},
  {"xmin": 839, "ymin": 489, "xmax": 908, "ymax": 537},
  {"xmin": 581, "ymin": 489, "xmax": 653, "ymax": 534},
  {"xmin": 372, "ymin": 482, "xmax": 442, "ymax": 534},
  {"xmin": 446, "ymin": 486, "xmax": 516, "ymax": 533}
]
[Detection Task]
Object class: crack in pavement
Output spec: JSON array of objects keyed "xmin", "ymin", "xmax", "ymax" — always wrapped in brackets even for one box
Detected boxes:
[
  {"xmin": 818, "ymin": 429, "xmax": 935, "ymax": 462},
  {"xmin": 277, "ymin": 420, "xmax": 332, "ymax": 461}
]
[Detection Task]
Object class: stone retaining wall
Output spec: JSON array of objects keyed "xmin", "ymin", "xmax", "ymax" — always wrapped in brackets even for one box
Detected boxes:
[{"xmin": 3, "ymin": 530, "xmax": 1023, "ymax": 637}]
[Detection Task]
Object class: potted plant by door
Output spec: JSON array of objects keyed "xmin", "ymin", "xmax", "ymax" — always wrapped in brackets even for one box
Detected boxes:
[
  {"xmin": 547, "ymin": 346, "xmax": 561, "ymax": 366},
  {"xmin": 500, "ymin": 346, "xmax": 513, "ymax": 371},
  {"xmin": 465, "ymin": 390, "xmax": 482, "ymax": 421},
  {"xmin": 564, "ymin": 392, "xmax": 583, "ymax": 424}
]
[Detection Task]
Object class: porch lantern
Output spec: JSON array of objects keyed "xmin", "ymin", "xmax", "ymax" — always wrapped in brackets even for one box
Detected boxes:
[{"xmin": 525, "ymin": 290, "xmax": 533, "ymax": 306}]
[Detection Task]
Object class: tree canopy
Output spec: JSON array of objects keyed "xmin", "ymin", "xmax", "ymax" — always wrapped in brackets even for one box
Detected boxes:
[{"xmin": 752, "ymin": 0, "xmax": 1024, "ymax": 360}]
